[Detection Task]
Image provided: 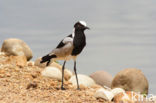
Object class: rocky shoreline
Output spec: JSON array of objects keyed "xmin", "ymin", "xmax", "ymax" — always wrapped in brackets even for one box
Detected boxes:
[
  {"xmin": 0, "ymin": 38, "xmax": 156, "ymax": 103},
  {"xmin": 0, "ymin": 47, "xmax": 110, "ymax": 103},
  {"xmin": 0, "ymin": 53, "xmax": 107, "ymax": 103}
]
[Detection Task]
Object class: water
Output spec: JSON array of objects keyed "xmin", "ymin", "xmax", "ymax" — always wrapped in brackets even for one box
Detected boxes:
[{"xmin": 0, "ymin": 0, "xmax": 156, "ymax": 94}]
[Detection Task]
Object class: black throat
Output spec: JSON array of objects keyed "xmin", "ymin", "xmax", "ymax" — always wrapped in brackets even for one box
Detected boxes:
[{"xmin": 72, "ymin": 29, "xmax": 86, "ymax": 56}]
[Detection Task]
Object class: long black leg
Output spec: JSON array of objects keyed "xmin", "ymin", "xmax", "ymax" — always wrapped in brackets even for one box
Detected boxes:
[
  {"xmin": 61, "ymin": 61, "xmax": 66, "ymax": 90},
  {"xmin": 74, "ymin": 61, "xmax": 80, "ymax": 90}
]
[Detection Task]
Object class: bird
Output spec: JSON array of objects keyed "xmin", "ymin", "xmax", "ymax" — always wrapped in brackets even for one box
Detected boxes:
[{"xmin": 40, "ymin": 21, "xmax": 89, "ymax": 90}]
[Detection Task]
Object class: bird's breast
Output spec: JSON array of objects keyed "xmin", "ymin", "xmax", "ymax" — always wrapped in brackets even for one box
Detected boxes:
[{"xmin": 72, "ymin": 35, "xmax": 86, "ymax": 56}]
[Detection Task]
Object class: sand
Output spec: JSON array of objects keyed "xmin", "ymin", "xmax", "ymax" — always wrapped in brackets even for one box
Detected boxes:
[{"xmin": 0, "ymin": 54, "xmax": 110, "ymax": 103}]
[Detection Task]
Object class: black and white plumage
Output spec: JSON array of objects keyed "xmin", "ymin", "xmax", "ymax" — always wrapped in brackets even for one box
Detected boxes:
[{"xmin": 40, "ymin": 21, "xmax": 89, "ymax": 90}]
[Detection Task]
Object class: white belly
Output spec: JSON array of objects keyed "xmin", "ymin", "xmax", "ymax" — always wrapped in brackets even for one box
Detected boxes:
[{"xmin": 53, "ymin": 55, "xmax": 77, "ymax": 61}]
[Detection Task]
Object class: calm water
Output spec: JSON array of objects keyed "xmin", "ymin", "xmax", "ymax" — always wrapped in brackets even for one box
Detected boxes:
[{"xmin": 0, "ymin": 0, "xmax": 156, "ymax": 94}]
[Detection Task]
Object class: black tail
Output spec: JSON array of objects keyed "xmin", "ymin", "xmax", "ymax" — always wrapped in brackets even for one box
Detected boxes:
[{"xmin": 40, "ymin": 54, "xmax": 56, "ymax": 66}]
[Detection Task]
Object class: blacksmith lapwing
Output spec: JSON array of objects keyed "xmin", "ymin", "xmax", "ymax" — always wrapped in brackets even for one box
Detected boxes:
[{"xmin": 40, "ymin": 21, "xmax": 89, "ymax": 90}]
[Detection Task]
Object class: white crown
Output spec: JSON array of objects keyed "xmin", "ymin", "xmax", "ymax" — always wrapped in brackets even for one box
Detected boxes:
[{"xmin": 79, "ymin": 21, "xmax": 87, "ymax": 27}]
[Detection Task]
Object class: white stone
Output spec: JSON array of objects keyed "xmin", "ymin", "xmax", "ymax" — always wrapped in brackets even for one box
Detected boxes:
[
  {"xmin": 111, "ymin": 88, "xmax": 125, "ymax": 96},
  {"xmin": 27, "ymin": 61, "xmax": 34, "ymax": 66},
  {"xmin": 0, "ymin": 64, "xmax": 3, "ymax": 69},
  {"xmin": 153, "ymin": 96, "xmax": 156, "ymax": 101},
  {"xmin": 0, "ymin": 52, "xmax": 5, "ymax": 56},
  {"xmin": 1, "ymin": 38, "xmax": 33, "ymax": 61},
  {"xmin": 149, "ymin": 96, "xmax": 156, "ymax": 102},
  {"xmin": 69, "ymin": 74, "xmax": 96, "ymax": 87},
  {"xmin": 153, "ymin": 96, "xmax": 156, "ymax": 102},
  {"xmin": 94, "ymin": 88, "xmax": 114, "ymax": 101},
  {"xmin": 103, "ymin": 85, "xmax": 111, "ymax": 91},
  {"xmin": 64, "ymin": 69, "xmax": 73, "ymax": 78},
  {"xmin": 41, "ymin": 66, "xmax": 62, "ymax": 80},
  {"xmin": 121, "ymin": 92, "xmax": 130, "ymax": 101},
  {"xmin": 34, "ymin": 57, "xmax": 46, "ymax": 68}
]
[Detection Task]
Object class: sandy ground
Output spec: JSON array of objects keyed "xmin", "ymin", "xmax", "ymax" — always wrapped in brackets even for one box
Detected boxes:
[{"xmin": 0, "ymin": 54, "xmax": 110, "ymax": 103}]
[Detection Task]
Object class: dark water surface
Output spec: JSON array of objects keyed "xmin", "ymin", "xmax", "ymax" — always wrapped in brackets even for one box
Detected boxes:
[{"xmin": 0, "ymin": 0, "xmax": 156, "ymax": 94}]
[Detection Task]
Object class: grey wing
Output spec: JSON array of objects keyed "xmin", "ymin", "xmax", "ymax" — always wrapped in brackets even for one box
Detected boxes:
[
  {"xmin": 49, "ymin": 35, "xmax": 74, "ymax": 58},
  {"xmin": 56, "ymin": 34, "xmax": 73, "ymax": 49}
]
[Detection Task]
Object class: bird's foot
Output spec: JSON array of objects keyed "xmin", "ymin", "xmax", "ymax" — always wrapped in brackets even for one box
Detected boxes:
[
  {"xmin": 77, "ymin": 87, "xmax": 80, "ymax": 90},
  {"xmin": 61, "ymin": 86, "xmax": 66, "ymax": 90}
]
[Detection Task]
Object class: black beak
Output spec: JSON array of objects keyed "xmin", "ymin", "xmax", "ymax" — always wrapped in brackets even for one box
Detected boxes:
[{"xmin": 85, "ymin": 26, "xmax": 90, "ymax": 30}]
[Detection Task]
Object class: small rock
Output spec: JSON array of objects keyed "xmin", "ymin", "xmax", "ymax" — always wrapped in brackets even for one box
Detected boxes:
[
  {"xmin": 50, "ymin": 61, "xmax": 62, "ymax": 69},
  {"xmin": 153, "ymin": 96, "xmax": 156, "ymax": 102},
  {"xmin": 149, "ymin": 96, "xmax": 156, "ymax": 102},
  {"xmin": 152, "ymin": 96, "xmax": 156, "ymax": 102},
  {"xmin": 34, "ymin": 58, "xmax": 61, "ymax": 68},
  {"xmin": 103, "ymin": 85, "xmax": 112, "ymax": 91},
  {"xmin": 1, "ymin": 38, "xmax": 33, "ymax": 61},
  {"xmin": 111, "ymin": 68, "xmax": 149, "ymax": 94},
  {"xmin": 91, "ymin": 84, "xmax": 103, "ymax": 89},
  {"xmin": 27, "ymin": 61, "xmax": 34, "ymax": 66},
  {"xmin": 113, "ymin": 92, "xmax": 131, "ymax": 103},
  {"xmin": 0, "ymin": 51, "xmax": 5, "ymax": 56},
  {"xmin": 111, "ymin": 88, "xmax": 125, "ymax": 96},
  {"xmin": 50, "ymin": 62, "xmax": 73, "ymax": 80},
  {"xmin": 41, "ymin": 66, "xmax": 62, "ymax": 80},
  {"xmin": 64, "ymin": 69, "xmax": 73, "ymax": 81},
  {"xmin": 90, "ymin": 70, "xmax": 113, "ymax": 87},
  {"xmin": 35, "ymin": 58, "xmax": 73, "ymax": 80},
  {"xmin": 7, "ymin": 56, "xmax": 27, "ymax": 67},
  {"xmin": 94, "ymin": 88, "xmax": 114, "ymax": 101},
  {"xmin": 69, "ymin": 74, "xmax": 96, "ymax": 87},
  {"xmin": 79, "ymin": 84, "xmax": 87, "ymax": 90},
  {"xmin": 27, "ymin": 82, "xmax": 38, "ymax": 89},
  {"xmin": 31, "ymin": 73, "xmax": 38, "ymax": 78},
  {"xmin": 113, "ymin": 91, "xmax": 147, "ymax": 103},
  {"xmin": 34, "ymin": 57, "xmax": 46, "ymax": 68}
]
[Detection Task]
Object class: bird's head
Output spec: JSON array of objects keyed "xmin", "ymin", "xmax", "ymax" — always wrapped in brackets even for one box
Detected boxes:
[{"xmin": 74, "ymin": 21, "xmax": 90, "ymax": 31}]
